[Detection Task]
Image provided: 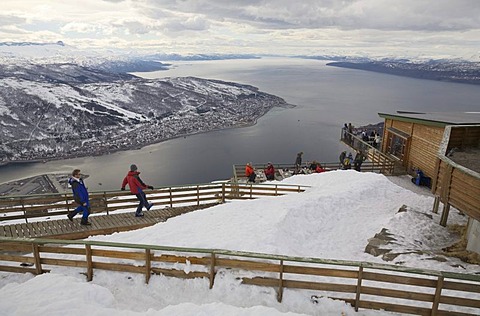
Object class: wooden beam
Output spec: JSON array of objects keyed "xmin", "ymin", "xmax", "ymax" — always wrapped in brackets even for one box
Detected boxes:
[
  {"xmin": 431, "ymin": 275, "xmax": 443, "ymax": 316},
  {"xmin": 145, "ymin": 249, "xmax": 151, "ymax": 284},
  {"xmin": 354, "ymin": 266, "xmax": 363, "ymax": 312},
  {"xmin": 209, "ymin": 253, "xmax": 216, "ymax": 289},
  {"xmin": 277, "ymin": 260, "xmax": 284, "ymax": 303},
  {"xmin": 86, "ymin": 244, "xmax": 93, "ymax": 281},
  {"xmin": 32, "ymin": 243, "xmax": 42, "ymax": 275}
]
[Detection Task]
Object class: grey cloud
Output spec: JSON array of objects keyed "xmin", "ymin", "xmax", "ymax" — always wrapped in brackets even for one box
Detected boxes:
[
  {"xmin": 0, "ymin": 15, "xmax": 26, "ymax": 27},
  {"xmin": 163, "ymin": 16, "xmax": 209, "ymax": 32},
  {"xmin": 142, "ymin": 0, "xmax": 480, "ymax": 32}
]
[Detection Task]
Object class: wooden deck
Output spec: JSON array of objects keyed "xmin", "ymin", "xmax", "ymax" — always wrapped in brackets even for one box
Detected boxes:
[{"xmin": 0, "ymin": 204, "xmax": 216, "ymax": 240}]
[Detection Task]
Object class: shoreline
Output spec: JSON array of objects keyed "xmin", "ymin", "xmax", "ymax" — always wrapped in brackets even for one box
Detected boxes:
[{"xmin": 0, "ymin": 104, "xmax": 294, "ymax": 168}]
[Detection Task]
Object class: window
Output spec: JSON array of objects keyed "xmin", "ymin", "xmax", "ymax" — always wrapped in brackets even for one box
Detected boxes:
[{"xmin": 385, "ymin": 127, "xmax": 410, "ymax": 163}]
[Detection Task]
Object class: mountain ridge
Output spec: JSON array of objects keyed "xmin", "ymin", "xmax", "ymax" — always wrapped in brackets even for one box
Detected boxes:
[{"xmin": 0, "ymin": 62, "xmax": 291, "ymax": 164}]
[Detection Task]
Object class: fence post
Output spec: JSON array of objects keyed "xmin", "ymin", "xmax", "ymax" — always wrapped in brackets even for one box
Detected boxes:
[
  {"xmin": 65, "ymin": 193, "xmax": 70, "ymax": 213},
  {"xmin": 209, "ymin": 252, "xmax": 216, "ymax": 289},
  {"xmin": 277, "ymin": 259, "xmax": 284, "ymax": 302},
  {"xmin": 275, "ymin": 185, "xmax": 278, "ymax": 196},
  {"xmin": 169, "ymin": 187, "xmax": 173, "ymax": 208},
  {"xmin": 431, "ymin": 275, "xmax": 444, "ymax": 316},
  {"xmin": 145, "ymin": 249, "xmax": 151, "ymax": 284},
  {"xmin": 221, "ymin": 184, "xmax": 226, "ymax": 203},
  {"xmin": 249, "ymin": 185, "xmax": 253, "ymax": 199},
  {"xmin": 32, "ymin": 243, "xmax": 42, "ymax": 275},
  {"xmin": 85, "ymin": 244, "xmax": 93, "ymax": 281},
  {"xmin": 21, "ymin": 198, "xmax": 28, "ymax": 224},
  {"xmin": 354, "ymin": 265, "xmax": 363, "ymax": 311},
  {"xmin": 197, "ymin": 185, "xmax": 200, "ymax": 206},
  {"xmin": 103, "ymin": 192, "xmax": 109, "ymax": 215}
]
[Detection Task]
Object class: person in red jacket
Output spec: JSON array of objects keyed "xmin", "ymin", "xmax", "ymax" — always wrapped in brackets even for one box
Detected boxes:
[
  {"xmin": 245, "ymin": 162, "xmax": 256, "ymax": 183},
  {"xmin": 121, "ymin": 164, "xmax": 154, "ymax": 217},
  {"xmin": 315, "ymin": 163, "xmax": 326, "ymax": 173},
  {"xmin": 264, "ymin": 162, "xmax": 275, "ymax": 181}
]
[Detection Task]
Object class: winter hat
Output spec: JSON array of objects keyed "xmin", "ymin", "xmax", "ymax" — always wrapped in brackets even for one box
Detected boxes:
[{"xmin": 130, "ymin": 164, "xmax": 138, "ymax": 171}]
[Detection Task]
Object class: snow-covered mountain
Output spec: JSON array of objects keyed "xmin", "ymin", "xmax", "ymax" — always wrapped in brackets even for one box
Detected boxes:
[{"xmin": 0, "ymin": 61, "xmax": 290, "ymax": 163}]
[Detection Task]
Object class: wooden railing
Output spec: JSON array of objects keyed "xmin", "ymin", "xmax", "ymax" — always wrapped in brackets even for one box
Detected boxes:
[
  {"xmin": 0, "ymin": 237, "xmax": 479, "ymax": 315},
  {"xmin": 0, "ymin": 182, "xmax": 308, "ymax": 224},
  {"xmin": 233, "ymin": 160, "xmax": 395, "ymax": 183},
  {"xmin": 340, "ymin": 130, "xmax": 397, "ymax": 175}
]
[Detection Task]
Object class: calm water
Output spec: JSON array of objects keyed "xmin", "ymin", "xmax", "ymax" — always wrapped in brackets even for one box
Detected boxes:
[{"xmin": 1, "ymin": 58, "xmax": 479, "ymax": 191}]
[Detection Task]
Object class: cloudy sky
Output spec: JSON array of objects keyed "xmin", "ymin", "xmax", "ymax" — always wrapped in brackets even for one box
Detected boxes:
[{"xmin": 1, "ymin": 0, "xmax": 480, "ymax": 59}]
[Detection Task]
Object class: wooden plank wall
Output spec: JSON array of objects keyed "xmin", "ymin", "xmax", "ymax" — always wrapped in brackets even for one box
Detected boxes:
[
  {"xmin": 384, "ymin": 119, "xmax": 445, "ymax": 178},
  {"xmin": 434, "ymin": 159, "xmax": 480, "ymax": 221},
  {"xmin": 391, "ymin": 120, "xmax": 413, "ymax": 134},
  {"xmin": 408, "ymin": 124, "xmax": 445, "ymax": 177}
]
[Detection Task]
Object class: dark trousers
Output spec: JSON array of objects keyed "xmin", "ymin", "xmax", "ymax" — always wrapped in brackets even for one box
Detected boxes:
[{"xmin": 135, "ymin": 191, "xmax": 149, "ymax": 214}]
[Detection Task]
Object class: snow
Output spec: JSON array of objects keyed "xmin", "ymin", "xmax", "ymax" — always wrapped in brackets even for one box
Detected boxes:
[{"xmin": 0, "ymin": 171, "xmax": 476, "ymax": 315}]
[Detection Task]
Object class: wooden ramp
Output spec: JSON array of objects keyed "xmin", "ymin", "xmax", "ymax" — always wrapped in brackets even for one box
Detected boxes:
[{"xmin": 0, "ymin": 204, "xmax": 216, "ymax": 240}]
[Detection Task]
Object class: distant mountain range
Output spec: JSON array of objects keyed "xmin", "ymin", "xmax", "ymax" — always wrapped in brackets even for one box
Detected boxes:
[
  {"xmin": 0, "ymin": 41, "xmax": 65, "ymax": 47},
  {"xmin": 326, "ymin": 61, "xmax": 480, "ymax": 85}
]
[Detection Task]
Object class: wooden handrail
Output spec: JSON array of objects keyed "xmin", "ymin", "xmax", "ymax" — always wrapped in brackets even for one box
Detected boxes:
[
  {"xmin": 0, "ymin": 183, "xmax": 309, "ymax": 224},
  {"xmin": 1, "ymin": 236, "xmax": 479, "ymax": 315}
]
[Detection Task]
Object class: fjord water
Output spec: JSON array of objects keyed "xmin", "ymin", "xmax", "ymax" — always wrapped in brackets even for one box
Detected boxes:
[{"xmin": 2, "ymin": 58, "xmax": 479, "ymax": 191}]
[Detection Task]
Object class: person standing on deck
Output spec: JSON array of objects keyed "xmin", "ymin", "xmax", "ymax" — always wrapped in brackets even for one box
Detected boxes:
[
  {"xmin": 67, "ymin": 169, "xmax": 91, "ymax": 226},
  {"xmin": 121, "ymin": 164, "xmax": 154, "ymax": 217},
  {"xmin": 295, "ymin": 152, "xmax": 303, "ymax": 174}
]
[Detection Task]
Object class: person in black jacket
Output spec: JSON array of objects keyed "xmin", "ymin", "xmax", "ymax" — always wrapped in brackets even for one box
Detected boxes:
[
  {"xmin": 295, "ymin": 152, "xmax": 303, "ymax": 174},
  {"xmin": 354, "ymin": 150, "xmax": 366, "ymax": 171}
]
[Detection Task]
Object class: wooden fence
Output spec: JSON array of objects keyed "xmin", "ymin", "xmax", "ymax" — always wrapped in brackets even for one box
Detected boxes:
[
  {"xmin": 0, "ymin": 237, "xmax": 479, "ymax": 315},
  {"xmin": 0, "ymin": 182, "xmax": 308, "ymax": 224},
  {"xmin": 340, "ymin": 130, "xmax": 397, "ymax": 175},
  {"xmin": 233, "ymin": 159, "xmax": 395, "ymax": 183}
]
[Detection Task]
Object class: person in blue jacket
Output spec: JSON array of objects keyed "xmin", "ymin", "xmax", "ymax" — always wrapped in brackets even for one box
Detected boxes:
[{"xmin": 67, "ymin": 169, "xmax": 91, "ymax": 225}]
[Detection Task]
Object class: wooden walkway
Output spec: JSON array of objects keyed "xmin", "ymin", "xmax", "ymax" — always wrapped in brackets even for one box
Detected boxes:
[{"xmin": 0, "ymin": 204, "xmax": 216, "ymax": 240}]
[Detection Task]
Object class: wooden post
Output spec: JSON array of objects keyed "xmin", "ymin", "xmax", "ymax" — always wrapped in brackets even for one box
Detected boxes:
[
  {"xmin": 432, "ymin": 195, "xmax": 440, "ymax": 214},
  {"xmin": 85, "ymin": 244, "xmax": 93, "ymax": 281},
  {"xmin": 21, "ymin": 199, "xmax": 28, "ymax": 224},
  {"xmin": 431, "ymin": 275, "xmax": 444, "ymax": 316},
  {"xmin": 221, "ymin": 184, "xmax": 226, "ymax": 203},
  {"xmin": 145, "ymin": 249, "xmax": 151, "ymax": 284},
  {"xmin": 354, "ymin": 266, "xmax": 363, "ymax": 311},
  {"xmin": 32, "ymin": 243, "xmax": 42, "ymax": 275},
  {"xmin": 197, "ymin": 185, "xmax": 200, "ymax": 206},
  {"xmin": 103, "ymin": 192, "xmax": 109, "ymax": 215},
  {"xmin": 277, "ymin": 260, "xmax": 284, "ymax": 302},
  {"xmin": 440, "ymin": 165, "xmax": 453, "ymax": 227},
  {"xmin": 440, "ymin": 203, "xmax": 450, "ymax": 227},
  {"xmin": 249, "ymin": 185, "xmax": 253, "ymax": 199},
  {"xmin": 275, "ymin": 185, "xmax": 278, "ymax": 196},
  {"xmin": 169, "ymin": 188, "xmax": 173, "ymax": 207},
  {"xmin": 209, "ymin": 253, "xmax": 216, "ymax": 289},
  {"xmin": 65, "ymin": 193, "xmax": 70, "ymax": 212}
]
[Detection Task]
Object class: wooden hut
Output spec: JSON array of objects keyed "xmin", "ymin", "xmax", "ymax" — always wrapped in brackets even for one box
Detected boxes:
[{"xmin": 378, "ymin": 111, "xmax": 480, "ymax": 253}]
